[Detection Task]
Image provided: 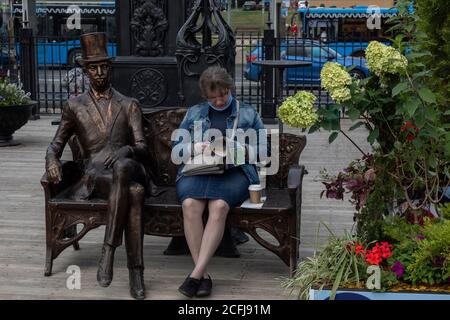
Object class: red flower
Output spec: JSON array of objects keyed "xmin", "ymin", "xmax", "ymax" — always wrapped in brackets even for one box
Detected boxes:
[
  {"xmin": 422, "ymin": 208, "xmax": 435, "ymax": 219},
  {"xmin": 400, "ymin": 121, "xmax": 419, "ymax": 142},
  {"xmin": 355, "ymin": 244, "xmax": 365, "ymax": 256},
  {"xmin": 379, "ymin": 242, "xmax": 393, "ymax": 259},
  {"xmin": 406, "ymin": 133, "xmax": 415, "ymax": 141},
  {"xmin": 365, "ymin": 250, "xmax": 382, "ymax": 265},
  {"xmin": 364, "ymin": 242, "xmax": 393, "ymax": 265}
]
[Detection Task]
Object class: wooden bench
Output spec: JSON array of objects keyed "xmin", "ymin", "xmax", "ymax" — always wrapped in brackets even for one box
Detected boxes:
[{"xmin": 41, "ymin": 108, "xmax": 307, "ymax": 276}]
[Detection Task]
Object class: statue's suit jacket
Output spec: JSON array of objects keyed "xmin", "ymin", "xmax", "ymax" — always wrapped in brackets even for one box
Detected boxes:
[{"xmin": 46, "ymin": 88, "xmax": 148, "ymax": 200}]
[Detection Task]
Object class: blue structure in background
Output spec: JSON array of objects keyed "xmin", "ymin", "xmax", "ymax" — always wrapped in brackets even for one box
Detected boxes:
[
  {"xmin": 11, "ymin": 1, "xmax": 117, "ymax": 66},
  {"xmin": 296, "ymin": 6, "xmax": 399, "ymax": 57}
]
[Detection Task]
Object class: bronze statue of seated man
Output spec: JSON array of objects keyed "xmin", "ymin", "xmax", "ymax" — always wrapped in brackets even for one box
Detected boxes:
[{"xmin": 45, "ymin": 32, "xmax": 148, "ymax": 300}]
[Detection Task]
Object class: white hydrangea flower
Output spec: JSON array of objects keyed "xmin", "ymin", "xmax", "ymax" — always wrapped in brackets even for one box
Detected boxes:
[
  {"xmin": 278, "ymin": 91, "xmax": 318, "ymax": 128},
  {"xmin": 321, "ymin": 62, "xmax": 353, "ymax": 103},
  {"xmin": 366, "ymin": 41, "xmax": 408, "ymax": 77}
]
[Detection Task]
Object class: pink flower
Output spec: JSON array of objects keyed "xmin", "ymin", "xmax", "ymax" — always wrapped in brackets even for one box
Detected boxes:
[
  {"xmin": 364, "ymin": 168, "xmax": 376, "ymax": 182},
  {"xmin": 343, "ymin": 175, "xmax": 363, "ymax": 192}
]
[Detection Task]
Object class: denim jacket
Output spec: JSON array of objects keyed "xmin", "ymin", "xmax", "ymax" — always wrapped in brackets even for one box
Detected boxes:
[{"xmin": 172, "ymin": 99, "xmax": 267, "ymax": 184}]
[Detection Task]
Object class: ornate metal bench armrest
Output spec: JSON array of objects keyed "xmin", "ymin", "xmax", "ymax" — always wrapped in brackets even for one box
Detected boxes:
[
  {"xmin": 40, "ymin": 171, "xmax": 52, "ymax": 198},
  {"xmin": 40, "ymin": 161, "xmax": 82, "ymax": 199},
  {"xmin": 287, "ymin": 164, "xmax": 308, "ymax": 195}
]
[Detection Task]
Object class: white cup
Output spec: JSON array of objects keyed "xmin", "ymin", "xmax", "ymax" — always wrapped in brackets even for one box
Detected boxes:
[{"xmin": 248, "ymin": 184, "xmax": 263, "ymax": 204}]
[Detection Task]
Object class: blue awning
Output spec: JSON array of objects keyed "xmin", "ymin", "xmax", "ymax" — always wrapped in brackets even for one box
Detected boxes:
[
  {"xmin": 298, "ymin": 6, "xmax": 398, "ymax": 19},
  {"xmin": 13, "ymin": 4, "xmax": 115, "ymax": 16}
]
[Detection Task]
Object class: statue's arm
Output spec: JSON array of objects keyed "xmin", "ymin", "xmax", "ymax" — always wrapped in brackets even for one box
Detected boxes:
[
  {"xmin": 45, "ymin": 102, "xmax": 76, "ymax": 183},
  {"xmin": 46, "ymin": 103, "xmax": 76, "ymax": 164},
  {"xmin": 129, "ymin": 101, "xmax": 148, "ymax": 159}
]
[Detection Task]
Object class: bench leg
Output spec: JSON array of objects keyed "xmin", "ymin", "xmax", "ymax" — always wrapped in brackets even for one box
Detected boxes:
[
  {"xmin": 44, "ymin": 204, "xmax": 54, "ymax": 276},
  {"xmin": 45, "ymin": 247, "xmax": 53, "ymax": 276},
  {"xmin": 73, "ymin": 242, "xmax": 80, "ymax": 251},
  {"xmin": 65, "ymin": 225, "xmax": 81, "ymax": 251},
  {"xmin": 289, "ymin": 238, "xmax": 299, "ymax": 277},
  {"xmin": 289, "ymin": 202, "xmax": 301, "ymax": 277}
]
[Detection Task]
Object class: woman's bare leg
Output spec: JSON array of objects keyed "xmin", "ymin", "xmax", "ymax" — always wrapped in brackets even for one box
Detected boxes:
[
  {"xmin": 182, "ymin": 198, "xmax": 207, "ymax": 270},
  {"xmin": 190, "ymin": 199, "xmax": 229, "ymax": 279}
]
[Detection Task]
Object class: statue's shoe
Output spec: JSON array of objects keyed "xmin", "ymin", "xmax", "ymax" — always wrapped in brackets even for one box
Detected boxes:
[
  {"xmin": 97, "ymin": 244, "xmax": 115, "ymax": 287},
  {"xmin": 129, "ymin": 268, "xmax": 146, "ymax": 300}
]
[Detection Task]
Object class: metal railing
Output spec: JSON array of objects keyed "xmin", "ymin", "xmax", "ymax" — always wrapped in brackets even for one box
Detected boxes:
[
  {"xmin": 33, "ymin": 36, "xmax": 116, "ymax": 114},
  {"xmin": 6, "ymin": 31, "xmax": 372, "ymax": 117},
  {"xmin": 0, "ymin": 35, "xmax": 116, "ymax": 115},
  {"xmin": 234, "ymin": 31, "xmax": 264, "ymax": 113}
]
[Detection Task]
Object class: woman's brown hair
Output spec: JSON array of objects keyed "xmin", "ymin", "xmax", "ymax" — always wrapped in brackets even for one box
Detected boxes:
[{"xmin": 199, "ymin": 66, "xmax": 234, "ymax": 98}]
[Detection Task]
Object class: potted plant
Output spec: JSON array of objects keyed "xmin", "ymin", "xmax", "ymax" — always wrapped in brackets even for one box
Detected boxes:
[{"xmin": 0, "ymin": 77, "xmax": 37, "ymax": 147}]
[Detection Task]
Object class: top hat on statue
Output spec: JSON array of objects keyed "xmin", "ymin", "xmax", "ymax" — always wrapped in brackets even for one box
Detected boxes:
[{"xmin": 78, "ymin": 32, "xmax": 114, "ymax": 66}]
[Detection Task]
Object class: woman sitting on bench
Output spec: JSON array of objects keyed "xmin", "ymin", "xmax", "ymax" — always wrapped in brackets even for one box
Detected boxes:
[{"xmin": 172, "ymin": 66, "xmax": 266, "ymax": 298}]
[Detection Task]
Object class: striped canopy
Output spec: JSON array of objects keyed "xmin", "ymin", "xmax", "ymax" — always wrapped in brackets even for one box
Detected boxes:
[{"xmin": 298, "ymin": 6, "xmax": 398, "ymax": 19}]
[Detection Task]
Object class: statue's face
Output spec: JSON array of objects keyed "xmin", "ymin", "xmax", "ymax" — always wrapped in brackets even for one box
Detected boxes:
[{"xmin": 84, "ymin": 61, "xmax": 111, "ymax": 92}]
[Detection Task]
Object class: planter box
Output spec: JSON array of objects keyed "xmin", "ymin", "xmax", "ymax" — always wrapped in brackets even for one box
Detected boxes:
[
  {"xmin": 310, "ymin": 288, "xmax": 450, "ymax": 300},
  {"xmin": 0, "ymin": 102, "xmax": 37, "ymax": 147}
]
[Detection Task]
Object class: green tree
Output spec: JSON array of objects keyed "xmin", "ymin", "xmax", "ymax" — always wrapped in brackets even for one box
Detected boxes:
[{"xmin": 416, "ymin": 0, "xmax": 450, "ymax": 100}]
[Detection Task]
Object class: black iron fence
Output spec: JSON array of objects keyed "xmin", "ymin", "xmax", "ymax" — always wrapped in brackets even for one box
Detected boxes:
[
  {"xmin": 4, "ymin": 31, "xmax": 370, "ymax": 116},
  {"xmin": 1, "ymin": 34, "xmax": 116, "ymax": 115},
  {"xmin": 33, "ymin": 35, "xmax": 106, "ymax": 114}
]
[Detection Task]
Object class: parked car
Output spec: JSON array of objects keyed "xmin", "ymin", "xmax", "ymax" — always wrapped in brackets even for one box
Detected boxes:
[
  {"xmin": 244, "ymin": 39, "xmax": 369, "ymax": 85},
  {"xmin": 243, "ymin": 1, "xmax": 258, "ymax": 11}
]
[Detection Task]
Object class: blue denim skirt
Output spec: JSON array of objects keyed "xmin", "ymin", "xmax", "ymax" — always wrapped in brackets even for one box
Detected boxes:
[{"xmin": 176, "ymin": 166, "xmax": 250, "ymax": 208}]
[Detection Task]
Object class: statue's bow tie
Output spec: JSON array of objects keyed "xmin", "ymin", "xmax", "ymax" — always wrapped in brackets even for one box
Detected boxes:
[
  {"xmin": 96, "ymin": 93, "xmax": 110, "ymax": 100},
  {"xmin": 91, "ymin": 88, "xmax": 112, "ymax": 101}
]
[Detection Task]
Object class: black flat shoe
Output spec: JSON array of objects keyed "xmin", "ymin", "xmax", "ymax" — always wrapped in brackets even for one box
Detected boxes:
[
  {"xmin": 196, "ymin": 275, "xmax": 212, "ymax": 297},
  {"xmin": 178, "ymin": 276, "xmax": 201, "ymax": 298}
]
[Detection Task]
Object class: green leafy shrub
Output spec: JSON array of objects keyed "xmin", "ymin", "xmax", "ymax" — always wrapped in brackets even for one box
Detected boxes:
[
  {"xmin": 416, "ymin": 0, "xmax": 450, "ymax": 99},
  {"xmin": 407, "ymin": 220, "xmax": 450, "ymax": 285},
  {"xmin": 439, "ymin": 203, "xmax": 450, "ymax": 220},
  {"xmin": 384, "ymin": 216, "xmax": 422, "ymax": 280}
]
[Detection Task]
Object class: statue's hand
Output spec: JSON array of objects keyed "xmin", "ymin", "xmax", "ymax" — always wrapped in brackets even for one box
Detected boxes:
[
  {"xmin": 104, "ymin": 146, "xmax": 132, "ymax": 169},
  {"xmin": 46, "ymin": 159, "xmax": 62, "ymax": 184}
]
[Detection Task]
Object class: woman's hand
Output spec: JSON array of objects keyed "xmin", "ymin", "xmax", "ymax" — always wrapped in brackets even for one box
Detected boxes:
[{"xmin": 193, "ymin": 142, "xmax": 210, "ymax": 155}]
